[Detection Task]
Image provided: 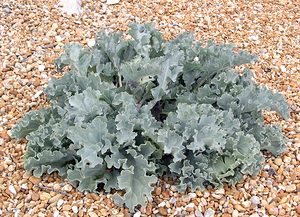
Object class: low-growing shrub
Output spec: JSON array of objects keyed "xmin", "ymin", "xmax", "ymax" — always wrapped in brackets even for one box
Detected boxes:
[{"xmin": 12, "ymin": 23, "xmax": 289, "ymax": 211}]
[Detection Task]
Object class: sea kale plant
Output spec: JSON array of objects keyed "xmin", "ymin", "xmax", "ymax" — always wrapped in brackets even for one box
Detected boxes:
[{"xmin": 12, "ymin": 23, "xmax": 289, "ymax": 211}]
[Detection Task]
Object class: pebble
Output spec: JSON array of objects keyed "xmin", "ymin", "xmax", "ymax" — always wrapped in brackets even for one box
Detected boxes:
[
  {"xmin": 53, "ymin": 210, "xmax": 60, "ymax": 217},
  {"xmin": 8, "ymin": 184, "xmax": 17, "ymax": 195},
  {"xmin": 274, "ymin": 157, "xmax": 283, "ymax": 166},
  {"xmin": 296, "ymin": 205, "xmax": 300, "ymax": 215},
  {"xmin": 232, "ymin": 210, "xmax": 239, "ymax": 217},
  {"xmin": 195, "ymin": 209, "xmax": 203, "ymax": 217},
  {"xmin": 106, "ymin": 0, "xmax": 120, "ymax": 5},
  {"xmin": 88, "ymin": 211, "xmax": 98, "ymax": 217},
  {"xmin": 296, "ymin": 154, "xmax": 300, "ymax": 161},
  {"xmin": 62, "ymin": 184, "xmax": 73, "ymax": 192},
  {"xmin": 250, "ymin": 196, "xmax": 260, "ymax": 205},
  {"xmin": 158, "ymin": 207, "xmax": 168, "ymax": 216},
  {"xmin": 28, "ymin": 176, "xmax": 41, "ymax": 185},
  {"xmin": 267, "ymin": 205, "xmax": 279, "ymax": 215},
  {"xmin": 21, "ymin": 183, "xmax": 28, "ymax": 190},
  {"xmin": 133, "ymin": 211, "xmax": 141, "ymax": 217},
  {"xmin": 204, "ymin": 208, "xmax": 215, "ymax": 217},
  {"xmin": 285, "ymin": 184, "xmax": 296, "ymax": 193},
  {"xmin": 31, "ymin": 192, "xmax": 40, "ymax": 201},
  {"xmin": 72, "ymin": 206, "xmax": 79, "ymax": 214},
  {"xmin": 158, "ymin": 201, "xmax": 166, "ymax": 207},
  {"xmin": 186, "ymin": 203, "xmax": 195, "ymax": 212},
  {"xmin": 155, "ymin": 187, "xmax": 162, "ymax": 195},
  {"xmin": 38, "ymin": 65, "xmax": 45, "ymax": 72},
  {"xmin": 40, "ymin": 192, "xmax": 51, "ymax": 201},
  {"xmin": 57, "ymin": 199, "xmax": 65, "ymax": 208}
]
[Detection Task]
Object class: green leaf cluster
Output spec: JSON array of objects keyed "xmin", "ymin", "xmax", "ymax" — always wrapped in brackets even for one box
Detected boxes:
[{"xmin": 12, "ymin": 23, "xmax": 289, "ymax": 212}]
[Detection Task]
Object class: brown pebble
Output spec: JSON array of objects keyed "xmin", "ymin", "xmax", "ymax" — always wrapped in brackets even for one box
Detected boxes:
[
  {"xmin": 155, "ymin": 187, "xmax": 162, "ymax": 196},
  {"xmin": 158, "ymin": 207, "xmax": 168, "ymax": 216},
  {"xmin": 31, "ymin": 192, "xmax": 40, "ymax": 201},
  {"xmin": 29, "ymin": 176, "xmax": 41, "ymax": 185},
  {"xmin": 296, "ymin": 205, "xmax": 300, "ymax": 215}
]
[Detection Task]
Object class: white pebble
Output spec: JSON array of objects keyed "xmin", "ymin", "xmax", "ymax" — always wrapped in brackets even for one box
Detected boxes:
[
  {"xmin": 32, "ymin": 90, "xmax": 43, "ymax": 99},
  {"xmin": 158, "ymin": 201, "xmax": 166, "ymax": 207},
  {"xmin": 53, "ymin": 210, "xmax": 60, "ymax": 217},
  {"xmin": 250, "ymin": 195, "xmax": 260, "ymax": 205},
  {"xmin": 21, "ymin": 183, "xmax": 28, "ymax": 190},
  {"xmin": 106, "ymin": 0, "xmax": 120, "ymax": 5},
  {"xmin": 204, "ymin": 208, "xmax": 215, "ymax": 217},
  {"xmin": 280, "ymin": 65, "xmax": 286, "ymax": 72},
  {"xmin": 188, "ymin": 192, "xmax": 197, "ymax": 199},
  {"xmin": 186, "ymin": 202, "xmax": 195, "ymax": 209},
  {"xmin": 169, "ymin": 197, "xmax": 177, "ymax": 204},
  {"xmin": 249, "ymin": 213, "xmax": 260, "ymax": 217},
  {"xmin": 296, "ymin": 154, "xmax": 300, "ymax": 161},
  {"xmin": 38, "ymin": 65, "xmax": 45, "ymax": 72},
  {"xmin": 9, "ymin": 185, "xmax": 17, "ymax": 195},
  {"xmin": 57, "ymin": 199, "xmax": 65, "ymax": 208},
  {"xmin": 195, "ymin": 209, "xmax": 203, "ymax": 217},
  {"xmin": 249, "ymin": 35, "xmax": 259, "ymax": 41},
  {"xmin": 87, "ymin": 39, "xmax": 95, "ymax": 47},
  {"xmin": 133, "ymin": 211, "xmax": 141, "ymax": 217},
  {"xmin": 72, "ymin": 206, "xmax": 78, "ymax": 214}
]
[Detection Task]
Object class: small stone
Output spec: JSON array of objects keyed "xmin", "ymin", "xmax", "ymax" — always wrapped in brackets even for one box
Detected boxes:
[
  {"xmin": 249, "ymin": 214, "xmax": 259, "ymax": 217},
  {"xmin": 285, "ymin": 184, "xmax": 296, "ymax": 193},
  {"xmin": 195, "ymin": 209, "xmax": 203, "ymax": 217},
  {"xmin": 21, "ymin": 183, "xmax": 28, "ymax": 190},
  {"xmin": 186, "ymin": 203, "xmax": 195, "ymax": 212},
  {"xmin": 234, "ymin": 204, "xmax": 245, "ymax": 212},
  {"xmin": 88, "ymin": 211, "xmax": 98, "ymax": 217},
  {"xmin": 8, "ymin": 185, "xmax": 17, "ymax": 195},
  {"xmin": 133, "ymin": 211, "xmax": 141, "ymax": 217},
  {"xmin": 169, "ymin": 197, "xmax": 177, "ymax": 204},
  {"xmin": 158, "ymin": 201, "xmax": 166, "ymax": 207},
  {"xmin": 204, "ymin": 208, "xmax": 215, "ymax": 217},
  {"xmin": 57, "ymin": 199, "xmax": 65, "ymax": 208},
  {"xmin": 188, "ymin": 192, "xmax": 197, "ymax": 199},
  {"xmin": 158, "ymin": 207, "xmax": 168, "ymax": 216},
  {"xmin": 29, "ymin": 176, "xmax": 41, "ymax": 185},
  {"xmin": 266, "ymin": 205, "xmax": 278, "ymax": 215},
  {"xmin": 170, "ymin": 185, "xmax": 177, "ymax": 192},
  {"xmin": 72, "ymin": 206, "xmax": 78, "ymax": 214},
  {"xmin": 2, "ymin": 95, "xmax": 9, "ymax": 101},
  {"xmin": 62, "ymin": 204, "xmax": 71, "ymax": 211},
  {"xmin": 280, "ymin": 65, "xmax": 287, "ymax": 72},
  {"xmin": 211, "ymin": 193, "xmax": 223, "ymax": 199},
  {"xmin": 274, "ymin": 157, "xmax": 283, "ymax": 166},
  {"xmin": 87, "ymin": 39, "xmax": 95, "ymax": 47},
  {"xmin": 40, "ymin": 192, "xmax": 51, "ymax": 201},
  {"xmin": 53, "ymin": 210, "xmax": 60, "ymax": 217},
  {"xmin": 241, "ymin": 200, "xmax": 251, "ymax": 208},
  {"xmin": 232, "ymin": 210, "xmax": 239, "ymax": 217},
  {"xmin": 155, "ymin": 187, "xmax": 162, "ymax": 195},
  {"xmin": 38, "ymin": 65, "xmax": 45, "ymax": 72},
  {"xmin": 296, "ymin": 205, "xmax": 300, "ymax": 215},
  {"xmin": 62, "ymin": 184, "xmax": 73, "ymax": 192},
  {"xmin": 296, "ymin": 154, "xmax": 300, "ymax": 161},
  {"xmin": 249, "ymin": 35, "xmax": 259, "ymax": 41},
  {"xmin": 214, "ymin": 188, "xmax": 225, "ymax": 194},
  {"xmin": 106, "ymin": 0, "xmax": 120, "ymax": 5},
  {"xmin": 250, "ymin": 196, "xmax": 260, "ymax": 205},
  {"xmin": 49, "ymin": 194, "xmax": 63, "ymax": 204},
  {"xmin": 31, "ymin": 192, "xmax": 40, "ymax": 201}
]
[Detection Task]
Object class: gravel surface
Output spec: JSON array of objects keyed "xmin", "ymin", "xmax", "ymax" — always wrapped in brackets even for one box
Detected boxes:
[{"xmin": 1, "ymin": 0, "xmax": 299, "ymax": 216}]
